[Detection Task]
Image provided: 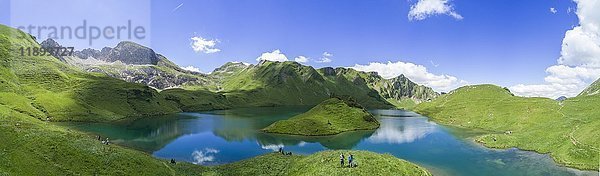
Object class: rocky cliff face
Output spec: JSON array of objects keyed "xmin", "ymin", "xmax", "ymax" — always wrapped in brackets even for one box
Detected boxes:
[{"xmin": 73, "ymin": 41, "xmax": 159, "ymax": 65}]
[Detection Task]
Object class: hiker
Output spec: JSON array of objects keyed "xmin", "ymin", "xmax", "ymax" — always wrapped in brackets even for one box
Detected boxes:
[
  {"xmin": 278, "ymin": 147, "xmax": 283, "ymax": 154},
  {"xmin": 97, "ymin": 135, "xmax": 101, "ymax": 141},
  {"xmin": 340, "ymin": 153, "xmax": 345, "ymax": 167},
  {"xmin": 170, "ymin": 159, "xmax": 176, "ymax": 164},
  {"xmin": 105, "ymin": 138, "xmax": 110, "ymax": 145},
  {"xmin": 348, "ymin": 154, "xmax": 354, "ymax": 168}
]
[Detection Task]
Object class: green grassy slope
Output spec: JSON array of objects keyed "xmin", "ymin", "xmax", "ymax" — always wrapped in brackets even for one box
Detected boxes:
[
  {"xmin": 0, "ymin": 105, "xmax": 209, "ymax": 175},
  {"xmin": 263, "ymin": 98, "xmax": 379, "ymax": 136},
  {"xmin": 414, "ymin": 84, "xmax": 600, "ymax": 170},
  {"xmin": 287, "ymin": 150, "xmax": 431, "ymax": 176},
  {"xmin": 204, "ymin": 150, "xmax": 431, "ymax": 176},
  {"xmin": 0, "ymin": 24, "xmax": 180, "ymax": 122}
]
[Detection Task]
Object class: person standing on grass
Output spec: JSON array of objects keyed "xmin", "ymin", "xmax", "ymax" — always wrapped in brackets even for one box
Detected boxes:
[
  {"xmin": 348, "ymin": 153, "xmax": 354, "ymax": 167},
  {"xmin": 348, "ymin": 153, "xmax": 352, "ymax": 167},
  {"xmin": 340, "ymin": 153, "xmax": 345, "ymax": 167}
]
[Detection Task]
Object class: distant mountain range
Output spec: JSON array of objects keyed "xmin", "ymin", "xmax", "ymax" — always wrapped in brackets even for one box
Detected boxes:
[{"xmin": 42, "ymin": 39, "xmax": 439, "ymax": 108}]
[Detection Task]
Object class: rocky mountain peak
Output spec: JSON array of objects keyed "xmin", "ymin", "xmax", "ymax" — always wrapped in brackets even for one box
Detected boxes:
[
  {"xmin": 212, "ymin": 62, "xmax": 252, "ymax": 74},
  {"xmin": 40, "ymin": 38, "xmax": 65, "ymax": 61},
  {"xmin": 40, "ymin": 38, "xmax": 60, "ymax": 48},
  {"xmin": 106, "ymin": 41, "xmax": 159, "ymax": 65},
  {"xmin": 72, "ymin": 41, "xmax": 159, "ymax": 65}
]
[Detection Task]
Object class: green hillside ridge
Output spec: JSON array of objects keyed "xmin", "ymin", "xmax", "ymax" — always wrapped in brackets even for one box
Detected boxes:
[
  {"xmin": 201, "ymin": 150, "xmax": 431, "ymax": 176},
  {"xmin": 263, "ymin": 98, "xmax": 380, "ymax": 136},
  {"xmin": 285, "ymin": 150, "xmax": 432, "ymax": 176},
  {"xmin": 208, "ymin": 60, "xmax": 438, "ymax": 109},
  {"xmin": 215, "ymin": 61, "xmax": 393, "ymax": 108},
  {"xmin": 414, "ymin": 84, "xmax": 600, "ymax": 170}
]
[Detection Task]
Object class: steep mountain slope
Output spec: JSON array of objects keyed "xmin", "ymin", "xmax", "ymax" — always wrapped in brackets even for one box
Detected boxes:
[
  {"xmin": 414, "ymin": 84, "xmax": 600, "ymax": 170},
  {"xmin": 0, "ymin": 25, "xmax": 180, "ymax": 122}
]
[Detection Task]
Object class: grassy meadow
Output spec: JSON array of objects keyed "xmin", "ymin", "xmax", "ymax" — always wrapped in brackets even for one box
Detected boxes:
[{"xmin": 414, "ymin": 84, "xmax": 600, "ymax": 170}]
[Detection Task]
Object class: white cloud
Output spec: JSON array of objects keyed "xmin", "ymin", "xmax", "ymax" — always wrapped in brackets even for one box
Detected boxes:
[
  {"xmin": 510, "ymin": 0, "xmax": 600, "ymax": 98},
  {"xmin": 192, "ymin": 148, "xmax": 220, "ymax": 165},
  {"xmin": 181, "ymin": 65, "xmax": 202, "ymax": 73},
  {"xmin": 558, "ymin": 0, "xmax": 600, "ymax": 67},
  {"xmin": 558, "ymin": 28, "xmax": 600, "ymax": 67},
  {"xmin": 256, "ymin": 49, "xmax": 289, "ymax": 62},
  {"xmin": 351, "ymin": 61, "xmax": 467, "ymax": 92},
  {"xmin": 315, "ymin": 52, "xmax": 333, "ymax": 63},
  {"xmin": 550, "ymin": 7, "xmax": 557, "ymax": 14},
  {"xmin": 408, "ymin": 0, "xmax": 463, "ymax": 21},
  {"xmin": 294, "ymin": 56, "xmax": 309, "ymax": 63},
  {"xmin": 510, "ymin": 65, "xmax": 600, "ymax": 98},
  {"xmin": 190, "ymin": 36, "xmax": 221, "ymax": 54}
]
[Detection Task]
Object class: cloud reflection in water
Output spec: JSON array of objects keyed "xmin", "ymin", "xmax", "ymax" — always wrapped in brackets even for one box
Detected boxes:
[{"xmin": 367, "ymin": 117, "xmax": 437, "ymax": 144}]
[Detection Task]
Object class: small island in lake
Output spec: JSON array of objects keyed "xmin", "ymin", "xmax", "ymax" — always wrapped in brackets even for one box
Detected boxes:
[{"xmin": 262, "ymin": 97, "xmax": 380, "ymax": 136}]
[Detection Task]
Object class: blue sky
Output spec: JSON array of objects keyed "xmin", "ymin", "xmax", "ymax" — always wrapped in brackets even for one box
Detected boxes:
[
  {"xmin": 2, "ymin": 0, "xmax": 599, "ymax": 97},
  {"xmin": 150, "ymin": 0, "xmax": 577, "ymax": 85}
]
